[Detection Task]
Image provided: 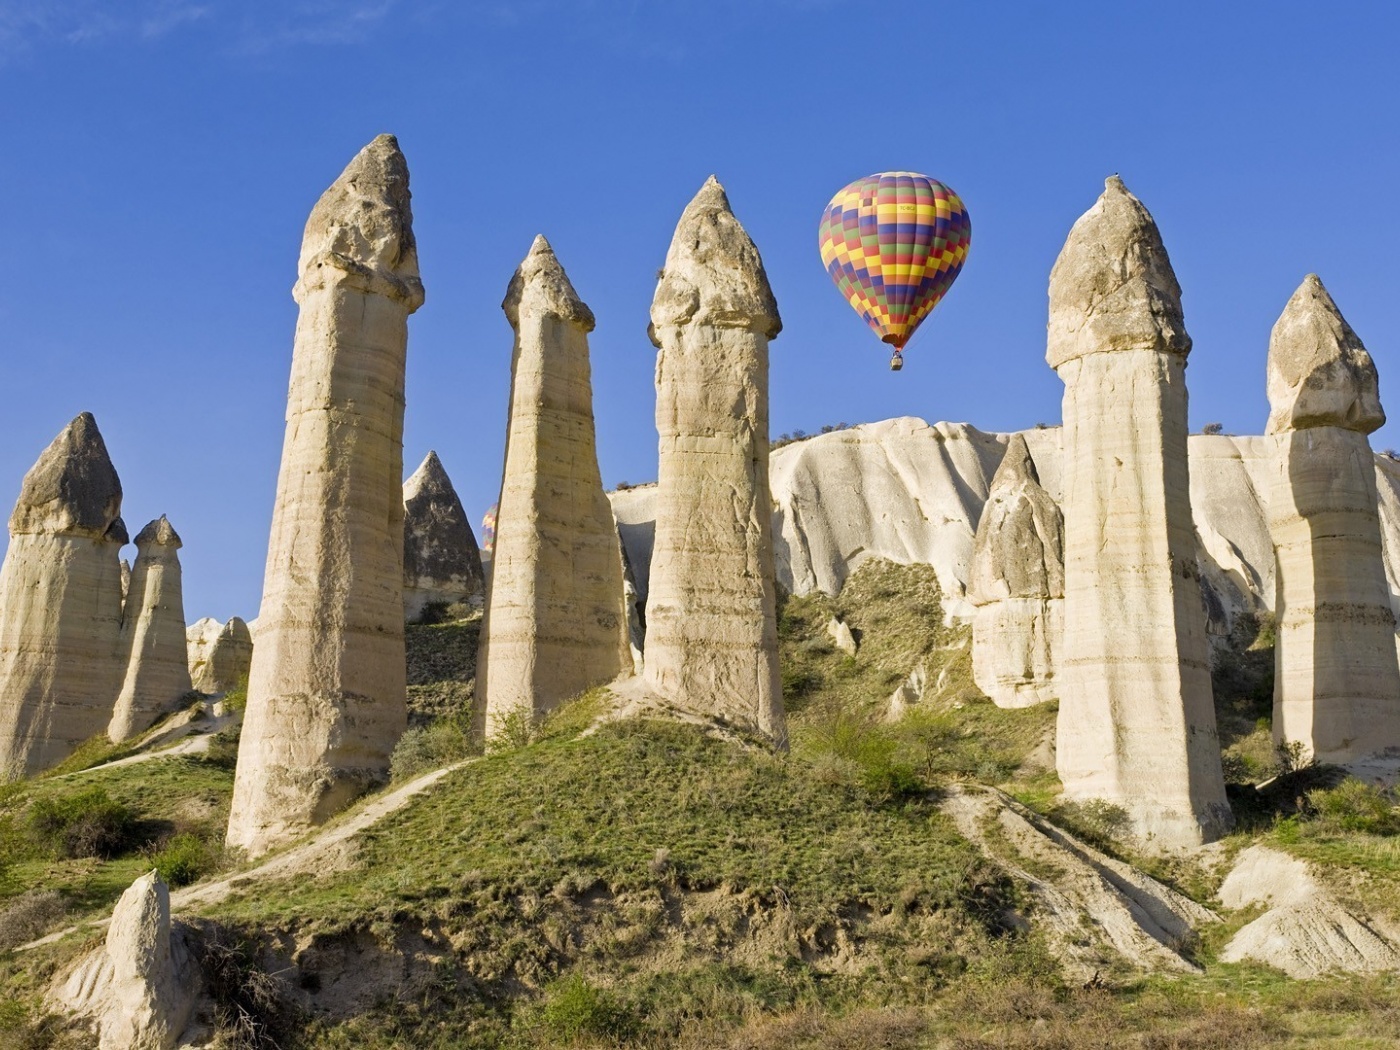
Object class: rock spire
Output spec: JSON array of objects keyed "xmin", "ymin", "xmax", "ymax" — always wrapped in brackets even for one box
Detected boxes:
[
  {"xmin": 0, "ymin": 413, "xmax": 127, "ymax": 777},
  {"xmin": 226, "ymin": 135, "xmax": 423, "ymax": 856},
  {"xmin": 476, "ymin": 236, "xmax": 630, "ymax": 736},
  {"xmin": 403, "ymin": 451, "xmax": 484, "ymax": 621},
  {"xmin": 1048, "ymin": 177, "xmax": 1232, "ymax": 849},
  {"xmin": 1265, "ymin": 276, "xmax": 1400, "ymax": 762},
  {"xmin": 109, "ymin": 517, "xmax": 192, "ymax": 742},
  {"xmin": 643, "ymin": 177, "xmax": 786, "ymax": 745},
  {"xmin": 967, "ymin": 434, "xmax": 1064, "ymax": 708}
]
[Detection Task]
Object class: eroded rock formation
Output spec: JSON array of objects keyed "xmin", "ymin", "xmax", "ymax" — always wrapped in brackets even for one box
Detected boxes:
[
  {"xmin": 476, "ymin": 236, "xmax": 630, "ymax": 736},
  {"xmin": 643, "ymin": 177, "xmax": 786, "ymax": 745},
  {"xmin": 1049, "ymin": 177, "xmax": 1231, "ymax": 849},
  {"xmin": 0, "ymin": 413, "xmax": 127, "ymax": 777},
  {"xmin": 227, "ymin": 135, "xmax": 423, "ymax": 856},
  {"xmin": 109, "ymin": 517, "xmax": 192, "ymax": 742},
  {"xmin": 1264, "ymin": 275, "xmax": 1400, "ymax": 763},
  {"xmin": 968, "ymin": 435, "xmax": 1064, "ymax": 708},
  {"xmin": 51, "ymin": 870, "xmax": 199, "ymax": 1049},
  {"xmin": 403, "ymin": 451, "xmax": 484, "ymax": 622},
  {"xmin": 187, "ymin": 617, "xmax": 253, "ymax": 695}
]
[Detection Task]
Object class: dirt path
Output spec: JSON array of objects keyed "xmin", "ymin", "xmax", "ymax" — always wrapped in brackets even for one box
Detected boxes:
[{"xmin": 20, "ymin": 761, "xmax": 467, "ymax": 951}]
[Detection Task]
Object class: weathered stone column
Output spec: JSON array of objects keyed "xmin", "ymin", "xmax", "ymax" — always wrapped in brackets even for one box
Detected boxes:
[
  {"xmin": 1050, "ymin": 177, "xmax": 1232, "ymax": 848},
  {"xmin": 477, "ymin": 236, "xmax": 630, "ymax": 737},
  {"xmin": 187, "ymin": 617, "xmax": 253, "ymax": 696},
  {"xmin": 227, "ymin": 135, "xmax": 423, "ymax": 856},
  {"xmin": 0, "ymin": 413, "xmax": 127, "ymax": 777},
  {"xmin": 109, "ymin": 516, "xmax": 192, "ymax": 742},
  {"xmin": 403, "ymin": 451, "xmax": 484, "ymax": 622},
  {"xmin": 643, "ymin": 177, "xmax": 786, "ymax": 745},
  {"xmin": 1265, "ymin": 275, "xmax": 1400, "ymax": 763},
  {"xmin": 968, "ymin": 434, "xmax": 1064, "ymax": 708}
]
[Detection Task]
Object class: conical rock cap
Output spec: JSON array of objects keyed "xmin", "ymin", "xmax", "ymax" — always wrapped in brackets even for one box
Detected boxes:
[
  {"xmin": 10, "ymin": 412, "xmax": 123, "ymax": 538},
  {"xmin": 1047, "ymin": 176, "xmax": 1189, "ymax": 368},
  {"xmin": 969, "ymin": 434, "xmax": 1065, "ymax": 603},
  {"xmin": 650, "ymin": 175, "xmax": 781, "ymax": 344},
  {"xmin": 1266, "ymin": 274, "xmax": 1383, "ymax": 435},
  {"xmin": 502, "ymin": 235, "xmax": 594, "ymax": 331}
]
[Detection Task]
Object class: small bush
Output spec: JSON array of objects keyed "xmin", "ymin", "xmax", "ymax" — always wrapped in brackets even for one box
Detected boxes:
[
  {"xmin": 1049, "ymin": 798, "xmax": 1130, "ymax": 851},
  {"xmin": 1308, "ymin": 779, "xmax": 1400, "ymax": 835},
  {"xmin": 195, "ymin": 924, "xmax": 296, "ymax": 1049},
  {"xmin": 221, "ymin": 680, "xmax": 249, "ymax": 715},
  {"xmin": 539, "ymin": 974, "xmax": 635, "ymax": 1043},
  {"xmin": 391, "ymin": 718, "xmax": 474, "ymax": 782},
  {"xmin": 150, "ymin": 832, "xmax": 221, "ymax": 888},
  {"xmin": 204, "ymin": 726, "xmax": 242, "ymax": 770},
  {"xmin": 0, "ymin": 890, "xmax": 67, "ymax": 950},
  {"xmin": 27, "ymin": 788, "xmax": 136, "ymax": 859},
  {"xmin": 486, "ymin": 708, "xmax": 538, "ymax": 754}
]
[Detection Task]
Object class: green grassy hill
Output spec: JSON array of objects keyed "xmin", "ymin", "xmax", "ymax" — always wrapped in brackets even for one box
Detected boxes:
[{"xmin": 3, "ymin": 562, "xmax": 1400, "ymax": 1049}]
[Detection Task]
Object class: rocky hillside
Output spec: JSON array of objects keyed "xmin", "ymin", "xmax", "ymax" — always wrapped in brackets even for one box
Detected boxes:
[{"xmin": 612, "ymin": 417, "xmax": 1400, "ymax": 636}]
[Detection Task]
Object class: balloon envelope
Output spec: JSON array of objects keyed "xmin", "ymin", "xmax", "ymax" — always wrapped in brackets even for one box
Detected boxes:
[
  {"xmin": 818, "ymin": 172, "xmax": 970, "ymax": 351},
  {"xmin": 481, "ymin": 502, "xmax": 498, "ymax": 555}
]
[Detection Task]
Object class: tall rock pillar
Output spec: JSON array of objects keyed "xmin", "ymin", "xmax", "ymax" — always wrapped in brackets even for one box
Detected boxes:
[
  {"xmin": 1050, "ymin": 177, "xmax": 1231, "ymax": 848},
  {"xmin": 0, "ymin": 413, "xmax": 127, "ymax": 777},
  {"xmin": 968, "ymin": 435, "xmax": 1064, "ymax": 708},
  {"xmin": 109, "ymin": 516, "xmax": 193, "ymax": 742},
  {"xmin": 643, "ymin": 177, "xmax": 786, "ymax": 745},
  {"xmin": 477, "ymin": 237, "xmax": 630, "ymax": 737},
  {"xmin": 227, "ymin": 135, "xmax": 423, "ymax": 856},
  {"xmin": 1265, "ymin": 275, "xmax": 1400, "ymax": 762}
]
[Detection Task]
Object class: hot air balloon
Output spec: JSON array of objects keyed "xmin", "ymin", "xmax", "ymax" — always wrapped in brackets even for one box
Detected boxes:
[
  {"xmin": 818, "ymin": 172, "xmax": 971, "ymax": 371},
  {"xmin": 480, "ymin": 502, "xmax": 498, "ymax": 557}
]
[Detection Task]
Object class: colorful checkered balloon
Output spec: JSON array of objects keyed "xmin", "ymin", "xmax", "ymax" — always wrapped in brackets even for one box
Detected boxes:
[{"xmin": 818, "ymin": 172, "xmax": 971, "ymax": 352}]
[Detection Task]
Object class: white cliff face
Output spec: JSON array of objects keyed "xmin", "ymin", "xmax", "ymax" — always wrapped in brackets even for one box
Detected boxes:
[
  {"xmin": 402, "ymin": 451, "xmax": 484, "ymax": 621},
  {"xmin": 227, "ymin": 135, "xmax": 423, "ymax": 857},
  {"xmin": 643, "ymin": 177, "xmax": 786, "ymax": 745},
  {"xmin": 109, "ymin": 517, "xmax": 192, "ymax": 742},
  {"xmin": 476, "ymin": 236, "xmax": 631, "ymax": 737},
  {"xmin": 1048, "ymin": 177, "xmax": 1231, "ymax": 850},
  {"xmin": 1265, "ymin": 276, "xmax": 1400, "ymax": 763},
  {"xmin": 0, "ymin": 413, "xmax": 127, "ymax": 777},
  {"xmin": 51, "ymin": 871, "xmax": 199, "ymax": 1050},
  {"xmin": 968, "ymin": 435, "xmax": 1064, "ymax": 708}
]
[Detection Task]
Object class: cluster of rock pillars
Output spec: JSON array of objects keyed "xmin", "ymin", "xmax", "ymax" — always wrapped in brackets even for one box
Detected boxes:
[{"xmin": 1, "ymin": 136, "xmax": 1397, "ymax": 861}]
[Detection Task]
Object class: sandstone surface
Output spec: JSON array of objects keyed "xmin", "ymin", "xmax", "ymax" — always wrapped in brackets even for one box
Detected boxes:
[
  {"xmin": 1218, "ymin": 845, "xmax": 1400, "ymax": 978},
  {"xmin": 51, "ymin": 870, "xmax": 199, "ymax": 1049},
  {"xmin": 109, "ymin": 517, "xmax": 192, "ymax": 742},
  {"xmin": 402, "ymin": 451, "xmax": 484, "ymax": 621},
  {"xmin": 0, "ymin": 413, "xmax": 127, "ymax": 777},
  {"xmin": 476, "ymin": 236, "xmax": 630, "ymax": 736},
  {"xmin": 1264, "ymin": 276, "xmax": 1400, "ymax": 763},
  {"xmin": 967, "ymin": 434, "xmax": 1064, "ymax": 708},
  {"xmin": 227, "ymin": 135, "xmax": 423, "ymax": 856},
  {"xmin": 1048, "ymin": 177, "xmax": 1231, "ymax": 849},
  {"xmin": 643, "ymin": 177, "xmax": 786, "ymax": 744},
  {"xmin": 188, "ymin": 616, "xmax": 254, "ymax": 695}
]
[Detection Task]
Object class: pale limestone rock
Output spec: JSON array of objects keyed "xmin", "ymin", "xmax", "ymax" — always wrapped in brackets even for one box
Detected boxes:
[
  {"xmin": 968, "ymin": 435, "xmax": 1064, "ymax": 708},
  {"xmin": 0, "ymin": 413, "xmax": 127, "ymax": 777},
  {"xmin": 120, "ymin": 559, "xmax": 131, "ymax": 611},
  {"xmin": 825, "ymin": 616, "xmax": 857, "ymax": 656},
  {"xmin": 643, "ymin": 177, "xmax": 785, "ymax": 745},
  {"xmin": 887, "ymin": 663, "xmax": 928, "ymax": 720},
  {"xmin": 1218, "ymin": 845, "xmax": 1400, "ymax": 978},
  {"xmin": 51, "ymin": 871, "xmax": 199, "ymax": 1049},
  {"xmin": 1265, "ymin": 277, "xmax": 1400, "ymax": 763},
  {"xmin": 188, "ymin": 617, "xmax": 254, "ymax": 695},
  {"xmin": 477, "ymin": 236, "xmax": 630, "ymax": 736},
  {"xmin": 402, "ymin": 451, "xmax": 484, "ymax": 621},
  {"xmin": 1049, "ymin": 178, "xmax": 1231, "ymax": 849},
  {"xmin": 109, "ymin": 517, "xmax": 192, "ymax": 742},
  {"xmin": 227, "ymin": 135, "xmax": 423, "ymax": 856}
]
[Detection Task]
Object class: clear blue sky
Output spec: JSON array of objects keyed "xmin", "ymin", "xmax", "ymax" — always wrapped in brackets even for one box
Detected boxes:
[{"xmin": 2, "ymin": 1, "xmax": 1397, "ymax": 622}]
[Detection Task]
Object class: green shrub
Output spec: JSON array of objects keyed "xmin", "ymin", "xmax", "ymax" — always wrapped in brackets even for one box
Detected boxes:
[
  {"xmin": 151, "ymin": 832, "xmax": 220, "ymax": 888},
  {"xmin": 26, "ymin": 788, "xmax": 136, "ymax": 859},
  {"xmin": 390, "ymin": 718, "xmax": 474, "ymax": 782},
  {"xmin": 1049, "ymin": 798, "xmax": 1130, "ymax": 852},
  {"xmin": 539, "ymin": 974, "xmax": 635, "ymax": 1043},
  {"xmin": 1307, "ymin": 780, "xmax": 1400, "ymax": 835},
  {"xmin": 204, "ymin": 726, "xmax": 242, "ymax": 771},
  {"xmin": 0, "ymin": 890, "xmax": 67, "ymax": 951}
]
